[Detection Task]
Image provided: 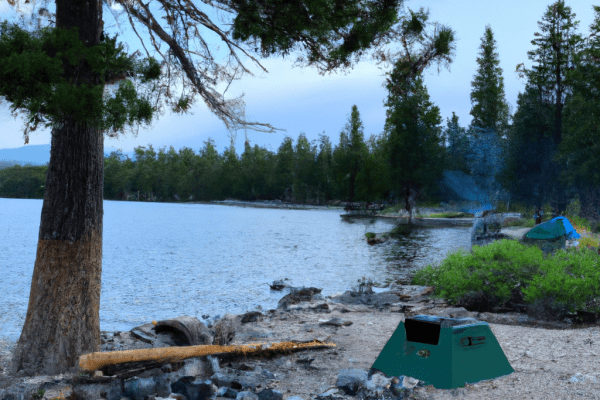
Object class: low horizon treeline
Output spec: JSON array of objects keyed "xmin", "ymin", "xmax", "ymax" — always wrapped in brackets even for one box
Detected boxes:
[{"xmin": 0, "ymin": 125, "xmax": 450, "ymax": 204}]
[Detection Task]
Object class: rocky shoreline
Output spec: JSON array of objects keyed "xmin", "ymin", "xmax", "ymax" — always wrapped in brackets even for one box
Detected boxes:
[{"xmin": 2, "ymin": 282, "xmax": 599, "ymax": 400}]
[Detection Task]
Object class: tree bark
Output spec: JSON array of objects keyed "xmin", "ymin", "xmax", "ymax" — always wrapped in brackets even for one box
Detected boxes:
[{"xmin": 14, "ymin": 0, "xmax": 104, "ymax": 376}]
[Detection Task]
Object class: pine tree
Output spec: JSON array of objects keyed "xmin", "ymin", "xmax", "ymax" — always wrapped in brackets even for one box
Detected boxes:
[
  {"xmin": 444, "ymin": 112, "xmax": 471, "ymax": 173},
  {"xmin": 333, "ymin": 105, "xmax": 367, "ymax": 203},
  {"xmin": 514, "ymin": 0, "xmax": 583, "ymax": 214},
  {"xmin": 470, "ymin": 25, "xmax": 509, "ymax": 135},
  {"xmin": 385, "ymin": 73, "xmax": 445, "ymax": 221},
  {"xmin": 557, "ymin": 6, "xmax": 600, "ymax": 220},
  {"xmin": 383, "ymin": 8, "xmax": 455, "ymax": 220}
]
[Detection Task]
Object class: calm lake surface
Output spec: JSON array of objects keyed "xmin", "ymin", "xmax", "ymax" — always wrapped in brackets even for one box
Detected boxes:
[{"xmin": 0, "ymin": 199, "xmax": 471, "ymax": 342}]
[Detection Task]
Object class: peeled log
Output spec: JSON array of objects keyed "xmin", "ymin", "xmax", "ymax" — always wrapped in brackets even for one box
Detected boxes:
[{"xmin": 80, "ymin": 340, "xmax": 335, "ymax": 372}]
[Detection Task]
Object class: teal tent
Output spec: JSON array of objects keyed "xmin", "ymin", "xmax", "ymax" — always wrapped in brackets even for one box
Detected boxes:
[{"xmin": 524, "ymin": 216, "xmax": 581, "ymax": 240}]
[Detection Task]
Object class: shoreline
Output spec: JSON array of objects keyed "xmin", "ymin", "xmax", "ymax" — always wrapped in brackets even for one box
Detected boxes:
[{"xmin": 2, "ymin": 285, "xmax": 599, "ymax": 400}]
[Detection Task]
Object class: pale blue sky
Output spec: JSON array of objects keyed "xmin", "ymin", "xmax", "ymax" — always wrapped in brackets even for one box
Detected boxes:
[{"xmin": 0, "ymin": 0, "xmax": 597, "ymax": 155}]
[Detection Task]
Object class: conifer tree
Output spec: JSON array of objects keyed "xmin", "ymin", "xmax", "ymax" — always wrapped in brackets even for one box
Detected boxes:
[
  {"xmin": 513, "ymin": 0, "xmax": 583, "ymax": 214},
  {"xmin": 470, "ymin": 25, "xmax": 509, "ymax": 136},
  {"xmin": 444, "ymin": 112, "xmax": 471, "ymax": 173},
  {"xmin": 383, "ymin": 7, "xmax": 455, "ymax": 221},
  {"xmin": 334, "ymin": 105, "xmax": 367, "ymax": 203}
]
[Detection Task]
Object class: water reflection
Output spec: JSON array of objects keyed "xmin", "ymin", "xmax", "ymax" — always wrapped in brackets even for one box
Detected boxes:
[{"xmin": 339, "ymin": 218, "xmax": 472, "ymax": 281}]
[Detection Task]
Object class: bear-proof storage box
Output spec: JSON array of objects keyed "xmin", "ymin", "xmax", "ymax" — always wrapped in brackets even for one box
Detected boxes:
[{"xmin": 371, "ymin": 315, "xmax": 514, "ymax": 389}]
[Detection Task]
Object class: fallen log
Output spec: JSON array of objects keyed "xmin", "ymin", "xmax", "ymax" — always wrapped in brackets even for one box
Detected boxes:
[{"xmin": 79, "ymin": 340, "xmax": 336, "ymax": 373}]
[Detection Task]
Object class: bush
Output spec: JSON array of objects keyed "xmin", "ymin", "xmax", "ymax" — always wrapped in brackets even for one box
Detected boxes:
[
  {"xmin": 365, "ymin": 232, "xmax": 376, "ymax": 240},
  {"xmin": 522, "ymin": 247, "xmax": 600, "ymax": 313},
  {"xmin": 411, "ymin": 239, "xmax": 600, "ymax": 318},
  {"xmin": 411, "ymin": 239, "xmax": 544, "ymax": 305}
]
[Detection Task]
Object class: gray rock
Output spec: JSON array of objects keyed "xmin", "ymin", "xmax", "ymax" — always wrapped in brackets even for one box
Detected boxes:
[
  {"xmin": 213, "ymin": 314, "xmax": 238, "ymax": 345},
  {"xmin": 319, "ymin": 318, "xmax": 353, "ymax": 327},
  {"xmin": 123, "ymin": 377, "xmax": 158, "ymax": 400},
  {"xmin": 234, "ymin": 371, "xmax": 265, "ymax": 390},
  {"xmin": 336, "ymin": 368, "xmax": 368, "ymax": 395},
  {"xmin": 73, "ymin": 381, "xmax": 123, "ymax": 400},
  {"xmin": 329, "ymin": 291, "xmax": 400, "ymax": 308},
  {"xmin": 217, "ymin": 386, "xmax": 240, "ymax": 399},
  {"xmin": 277, "ymin": 287, "xmax": 323, "ymax": 309},
  {"xmin": 257, "ymin": 388, "xmax": 283, "ymax": 400},
  {"xmin": 211, "ymin": 372, "xmax": 236, "ymax": 388},
  {"xmin": 366, "ymin": 373, "xmax": 391, "ymax": 391},
  {"xmin": 171, "ymin": 376, "xmax": 216, "ymax": 400},
  {"xmin": 236, "ymin": 391, "xmax": 259, "ymax": 400},
  {"xmin": 241, "ymin": 312, "xmax": 264, "ymax": 324},
  {"xmin": 260, "ymin": 369, "xmax": 275, "ymax": 380}
]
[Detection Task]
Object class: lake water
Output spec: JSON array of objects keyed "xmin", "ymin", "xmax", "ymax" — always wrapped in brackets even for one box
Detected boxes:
[{"xmin": 0, "ymin": 199, "xmax": 471, "ymax": 343}]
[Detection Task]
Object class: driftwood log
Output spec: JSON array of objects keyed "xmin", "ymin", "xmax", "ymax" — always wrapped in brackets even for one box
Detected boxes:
[{"xmin": 79, "ymin": 340, "xmax": 336, "ymax": 373}]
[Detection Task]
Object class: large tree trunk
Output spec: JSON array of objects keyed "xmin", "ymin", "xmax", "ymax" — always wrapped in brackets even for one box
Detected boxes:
[{"xmin": 14, "ymin": 0, "xmax": 104, "ymax": 376}]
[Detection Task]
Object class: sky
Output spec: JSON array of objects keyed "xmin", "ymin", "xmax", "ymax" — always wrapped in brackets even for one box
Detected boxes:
[{"xmin": 0, "ymin": 0, "xmax": 598, "ymax": 156}]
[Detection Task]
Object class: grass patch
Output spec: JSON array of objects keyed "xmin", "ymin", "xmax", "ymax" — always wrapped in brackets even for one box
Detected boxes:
[{"xmin": 411, "ymin": 239, "xmax": 600, "ymax": 319}]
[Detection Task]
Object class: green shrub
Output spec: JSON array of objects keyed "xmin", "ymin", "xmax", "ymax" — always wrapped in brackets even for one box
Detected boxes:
[
  {"xmin": 411, "ymin": 239, "xmax": 545, "ymax": 305},
  {"xmin": 412, "ymin": 238, "xmax": 600, "ymax": 317},
  {"xmin": 365, "ymin": 232, "xmax": 376, "ymax": 240},
  {"xmin": 522, "ymin": 247, "xmax": 600, "ymax": 313}
]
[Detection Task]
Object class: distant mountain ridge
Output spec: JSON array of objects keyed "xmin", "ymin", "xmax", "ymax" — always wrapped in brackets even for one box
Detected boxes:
[{"xmin": 0, "ymin": 144, "xmax": 134, "ymax": 166}]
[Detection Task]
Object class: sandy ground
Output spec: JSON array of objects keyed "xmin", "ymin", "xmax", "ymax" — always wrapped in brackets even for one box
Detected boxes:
[{"xmin": 223, "ymin": 302, "xmax": 600, "ymax": 400}]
